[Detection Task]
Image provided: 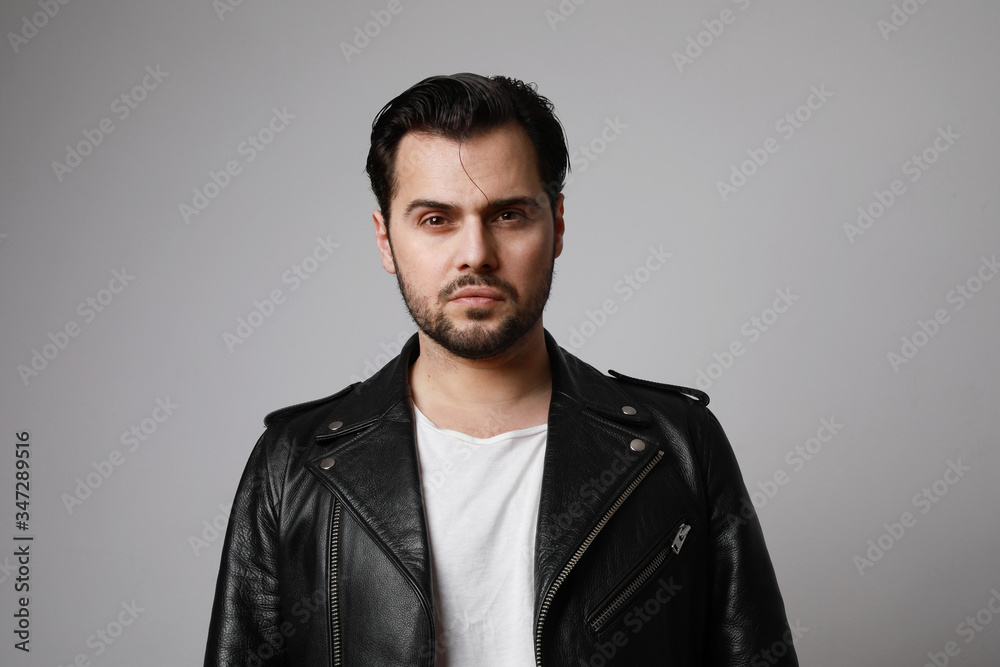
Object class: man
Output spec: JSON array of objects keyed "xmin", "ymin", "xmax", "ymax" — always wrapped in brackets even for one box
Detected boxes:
[{"xmin": 205, "ymin": 73, "xmax": 799, "ymax": 666}]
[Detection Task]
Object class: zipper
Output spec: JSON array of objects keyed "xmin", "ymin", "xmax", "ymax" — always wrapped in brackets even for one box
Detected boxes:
[
  {"xmin": 330, "ymin": 498, "xmax": 342, "ymax": 666},
  {"xmin": 534, "ymin": 449, "xmax": 665, "ymax": 667},
  {"xmin": 587, "ymin": 521, "xmax": 690, "ymax": 634},
  {"xmin": 327, "ymin": 494, "xmax": 436, "ymax": 667}
]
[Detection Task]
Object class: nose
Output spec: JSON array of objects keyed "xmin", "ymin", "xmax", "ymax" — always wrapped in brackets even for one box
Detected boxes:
[{"xmin": 455, "ymin": 217, "xmax": 498, "ymax": 272}]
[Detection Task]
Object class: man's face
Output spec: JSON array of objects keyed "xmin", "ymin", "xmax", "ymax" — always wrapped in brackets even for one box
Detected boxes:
[{"xmin": 373, "ymin": 122, "xmax": 564, "ymax": 360}]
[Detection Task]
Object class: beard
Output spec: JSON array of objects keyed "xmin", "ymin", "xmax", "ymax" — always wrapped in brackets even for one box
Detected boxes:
[{"xmin": 390, "ymin": 243, "xmax": 556, "ymax": 361}]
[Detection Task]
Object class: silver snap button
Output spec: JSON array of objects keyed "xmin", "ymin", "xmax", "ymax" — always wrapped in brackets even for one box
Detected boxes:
[
  {"xmin": 629, "ymin": 438, "xmax": 646, "ymax": 452},
  {"xmin": 328, "ymin": 420, "xmax": 343, "ymax": 431},
  {"xmin": 622, "ymin": 405, "xmax": 636, "ymax": 415},
  {"xmin": 319, "ymin": 457, "xmax": 336, "ymax": 469}
]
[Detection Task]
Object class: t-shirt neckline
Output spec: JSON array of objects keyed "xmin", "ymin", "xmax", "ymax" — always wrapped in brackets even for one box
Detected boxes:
[{"xmin": 409, "ymin": 398, "xmax": 548, "ymax": 445}]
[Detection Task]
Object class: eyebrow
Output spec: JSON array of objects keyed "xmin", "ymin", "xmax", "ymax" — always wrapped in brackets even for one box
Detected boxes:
[{"xmin": 402, "ymin": 196, "xmax": 544, "ymax": 220}]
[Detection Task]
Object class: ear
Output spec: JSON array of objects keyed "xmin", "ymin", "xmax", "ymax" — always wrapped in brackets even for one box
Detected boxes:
[
  {"xmin": 373, "ymin": 210, "xmax": 396, "ymax": 274},
  {"xmin": 553, "ymin": 193, "xmax": 565, "ymax": 259}
]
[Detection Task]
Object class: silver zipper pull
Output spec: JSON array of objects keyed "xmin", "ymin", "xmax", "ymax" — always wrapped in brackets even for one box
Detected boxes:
[{"xmin": 671, "ymin": 523, "xmax": 691, "ymax": 554}]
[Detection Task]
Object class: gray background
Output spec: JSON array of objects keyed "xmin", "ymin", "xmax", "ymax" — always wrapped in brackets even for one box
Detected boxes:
[{"xmin": 2, "ymin": 0, "xmax": 999, "ymax": 664}]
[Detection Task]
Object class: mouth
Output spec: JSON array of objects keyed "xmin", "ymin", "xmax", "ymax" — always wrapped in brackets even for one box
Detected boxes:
[
  {"xmin": 451, "ymin": 296, "xmax": 501, "ymax": 306},
  {"xmin": 449, "ymin": 287, "xmax": 505, "ymax": 306}
]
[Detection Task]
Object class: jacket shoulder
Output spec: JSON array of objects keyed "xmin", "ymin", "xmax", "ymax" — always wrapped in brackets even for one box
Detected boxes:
[
  {"xmin": 262, "ymin": 382, "xmax": 360, "ymax": 428},
  {"xmin": 606, "ymin": 368, "xmax": 710, "ymax": 407}
]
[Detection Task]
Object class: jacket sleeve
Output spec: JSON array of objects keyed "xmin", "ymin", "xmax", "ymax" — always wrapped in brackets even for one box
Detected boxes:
[
  {"xmin": 695, "ymin": 405, "xmax": 799, "ymax": 666},
  {"xmin": 204, "ymin": 431, "xmax": 290, "ymax": 666}
]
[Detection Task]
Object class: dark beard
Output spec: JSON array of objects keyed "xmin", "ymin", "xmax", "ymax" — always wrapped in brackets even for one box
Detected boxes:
[{"xmin": 391, "ymin": 248, "xmax": 555, "ymax": 361}]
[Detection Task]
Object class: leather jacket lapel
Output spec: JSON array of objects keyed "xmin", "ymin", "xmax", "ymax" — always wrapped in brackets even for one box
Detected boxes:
[
  {"xmin": 534, "ymin": 329, "xmax": 666, "ymax": 617},
  {"xmin": 305, "ymin": 333, "xmax": 433, "ymax": 609}
]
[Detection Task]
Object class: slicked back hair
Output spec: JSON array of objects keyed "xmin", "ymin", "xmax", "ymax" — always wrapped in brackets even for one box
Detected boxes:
[{"xmin": 366, "ymin": 73, "xmax": 570, "ymax": 229}]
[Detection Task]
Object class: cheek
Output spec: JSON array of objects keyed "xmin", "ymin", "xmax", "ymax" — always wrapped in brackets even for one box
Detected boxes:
[
  {"xmin": 400, "ymin": 251, "xmax": 448, "ymax": 291},
  {"xmin": 524, "ymin": 235, "xmax": 555, "ymax": 265}
]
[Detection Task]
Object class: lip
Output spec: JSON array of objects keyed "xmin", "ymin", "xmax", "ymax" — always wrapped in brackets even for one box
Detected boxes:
[{"xmin": 450, "ymin": 287, "xmax": 505, "ymax": 302}]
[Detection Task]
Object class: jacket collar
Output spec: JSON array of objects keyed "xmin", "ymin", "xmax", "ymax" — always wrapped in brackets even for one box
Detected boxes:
[{"xmin": 305, "ymin": 327, "xmax": 666, "ymax": 618}]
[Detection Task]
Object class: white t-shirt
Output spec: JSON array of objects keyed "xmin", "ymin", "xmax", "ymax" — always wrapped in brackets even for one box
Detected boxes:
[{"xmin": 410, "ymin": 398, "xmax": 547, "ymax": 667}]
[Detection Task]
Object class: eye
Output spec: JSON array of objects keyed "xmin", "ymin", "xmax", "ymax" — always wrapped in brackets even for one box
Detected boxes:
[
  {"xmin": 421, "ymin": 215, "xmax": 447, "ymax": 227},
  {"xmin": 496, "ymin": 210, "xmax": 524, "ymax": 222}
]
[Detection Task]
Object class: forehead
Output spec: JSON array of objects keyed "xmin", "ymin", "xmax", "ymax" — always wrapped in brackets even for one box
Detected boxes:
[{"xmin": 391, "ymin": 124, "xmax": 543, "ymax": 207}]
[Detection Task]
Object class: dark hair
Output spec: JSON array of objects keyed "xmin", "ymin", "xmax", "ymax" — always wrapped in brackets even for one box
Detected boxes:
[{"xmin": 365, "ymin": 73, "xmax": 569, "ymax": 226}]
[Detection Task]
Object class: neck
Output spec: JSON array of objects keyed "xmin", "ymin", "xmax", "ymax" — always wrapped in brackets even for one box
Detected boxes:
[{"xmin": 407, "ymin": 323, "xmax": 552, "ymax": 412}]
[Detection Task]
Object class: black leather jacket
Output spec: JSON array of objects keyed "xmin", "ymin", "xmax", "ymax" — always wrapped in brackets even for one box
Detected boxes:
[{"xmin": 205, "ymin": 329, "xmax": 799, "ymax": 666}]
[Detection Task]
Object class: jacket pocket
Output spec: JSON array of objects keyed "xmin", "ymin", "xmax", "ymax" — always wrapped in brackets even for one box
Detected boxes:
[{"xmin": 585, "ymin": 518, "xmax": 691, "ymax": 635}]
